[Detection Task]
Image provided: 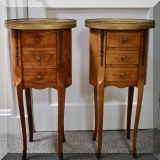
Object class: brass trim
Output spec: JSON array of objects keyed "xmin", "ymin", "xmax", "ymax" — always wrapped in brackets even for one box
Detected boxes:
[
  {"xmin": 85, "ymin": 18, "xmax": 155, "ymax": 30},
  {"xmin": 5, "ymin": 18, "xmax": 77, "ymax": 30}
]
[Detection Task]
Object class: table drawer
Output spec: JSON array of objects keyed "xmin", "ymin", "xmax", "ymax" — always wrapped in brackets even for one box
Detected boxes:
[
  {"xmin": 21, "ymin": 31, "xmax": 57, "ymax": 48},
  {"xmin": 107, "ymin": 32, "xmax": 141, "ymax": 48},
  {"xmin": 23, "ymin": 69, "xmax": 57, "ymax": 83},
  {"xmin": 105, "ymin": 68, "xmax": 138, "ymax": 81},
  {"xmin": 22, "ymin": 51, "xmax": 56, "ymax": 68},
  {"xmin": 106, "ymin": 49, "xmax": 139, "ymax": 65}
]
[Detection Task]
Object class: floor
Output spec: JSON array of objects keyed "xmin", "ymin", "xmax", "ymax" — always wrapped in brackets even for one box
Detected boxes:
[{"xmin": 1, "ymin": 130, "xmax": 160, "ymax": 159}]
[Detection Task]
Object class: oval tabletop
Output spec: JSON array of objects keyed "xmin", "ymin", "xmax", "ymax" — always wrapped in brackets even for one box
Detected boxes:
[
  {"xmin": 5, "ymin": 18, "xmax": 77, "ymax": 30},
  {"xmin": 85, "ymin": 18, "xmax": 155, "ymax": 30}
]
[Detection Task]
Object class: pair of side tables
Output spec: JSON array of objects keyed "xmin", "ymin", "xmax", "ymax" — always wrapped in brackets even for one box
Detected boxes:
[{"xmin": 5, "ymin": 18, "xmax": 154, "ymax": 160}]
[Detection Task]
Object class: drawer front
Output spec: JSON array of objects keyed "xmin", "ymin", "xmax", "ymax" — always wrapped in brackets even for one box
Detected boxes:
[
  {"xmin": 22, "ymin": 51, "xmax": 56, "ymax": 68},
  {"xmin": 23, "ymin": 69, "xmax": 57, "ymax": 83},
  {"xmin": 21, "ymin": 31, "xmax": 57, "ymax": 48},
  {"xmin": 106, "ymin": 49, "xmax": 139, "ymax": 65},
  {"xmin": 106, "ymin": 68, "xmax": 138, "ymax": 81},
  {"xmin": 107, "ymin": 32, "xmax": 141, "ymax": 48}
]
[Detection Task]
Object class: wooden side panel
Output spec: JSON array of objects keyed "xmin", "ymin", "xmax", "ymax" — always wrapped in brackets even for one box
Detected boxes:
[
  {"xmin": 63, "ymin": 29, "xmax": 72, "ymax": 87},
  {"xmin": 10, "ymin": 30, "xmax": 22, "ymax": 86},
  {"xmin": 89, "ymin": 29, "xmax": 100, "ymax": 86},
  {"xmin": 137, "ymin": 30, "xmax": 149, "ymax": 85}
]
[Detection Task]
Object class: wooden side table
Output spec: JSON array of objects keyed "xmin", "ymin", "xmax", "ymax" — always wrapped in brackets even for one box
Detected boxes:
[
  {"xmin": 5, "ymin": 18, "xmax": 76, "ymax": 160},
  {"xmin": 85, "ymin": 18, "xmax": 154, "ymax": 158}
]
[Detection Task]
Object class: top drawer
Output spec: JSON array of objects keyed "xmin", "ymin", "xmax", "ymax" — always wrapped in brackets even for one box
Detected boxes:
[
  {"xmin": 107, "ymin": 31, "xmax": 141, "ymax": 48},
  {"xmin": 21, "ymin": 31, "xmax": 57, "ymax": 48}
]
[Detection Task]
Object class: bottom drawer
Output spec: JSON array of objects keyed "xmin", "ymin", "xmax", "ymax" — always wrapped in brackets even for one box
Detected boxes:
[
  {"xmin": 105, "ymin": 68, "xmax": 138, "ymax": 81},
  {"xmin": 23, "ymin": 69, "xmax": 57, "ymax": 83}
]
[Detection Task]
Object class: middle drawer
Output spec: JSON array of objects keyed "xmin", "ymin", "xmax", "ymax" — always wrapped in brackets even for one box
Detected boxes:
[
  {"xmin": 22, "ymin": 50, "xmax": 56, "ymax": 68},
  {"xmin": 106, "ymin": 49, "xmax": 139, "ymax": 65}
]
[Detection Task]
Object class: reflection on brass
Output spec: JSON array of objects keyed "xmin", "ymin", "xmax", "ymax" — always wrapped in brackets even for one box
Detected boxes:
[
  {"xmin": 35, "ymin": 37, "xmax": 41, "ymax": 43},
  {"xmin": 85, "ymin": 18, "xmax": 155, "ymax": 30},
  {"xmin": 121, "ymin": 55, "xmax": 127, "ymax": 61},
  {"xmin": 36, "ymin": 75, "xmax": 42, "ymax": 80},
  {"xmin": 122, "ymin": 37, "xmax": 128, "ymax": 43},
  {"xmin": 120, "ymin": 73, "xmax": 125, "ymax": 77},
  {"xmin": 5, "ymin": 18, "xmax": 76, "ymax": 30},
  {"xmin": 35, "ymin": 56, "xmax": 41, "ymax": 61}
]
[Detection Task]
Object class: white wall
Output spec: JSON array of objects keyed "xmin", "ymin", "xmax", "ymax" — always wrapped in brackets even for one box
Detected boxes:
[
  {"xmin": 153, "ymin": 2, "xmax": 160, "ymax": 130},
  {"xmin": 0, "ymin": 1, "xmax": 8, "ymax": 133},
  {"xmin": 0, "ymin": 1, "xmax": 8, "ymax": 159}
]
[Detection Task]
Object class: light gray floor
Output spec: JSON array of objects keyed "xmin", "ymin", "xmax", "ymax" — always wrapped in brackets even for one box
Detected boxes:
[
  {"xmin": 0, "ymin": 134, "xmax": 7, "ymax": 160},
  {"xmin": 1, "ymin": 130, "xmax": 160, "ymax": 159},
  {"xmin": 7, "ymin": 130, "xmax": 153, "ymax": 153}
]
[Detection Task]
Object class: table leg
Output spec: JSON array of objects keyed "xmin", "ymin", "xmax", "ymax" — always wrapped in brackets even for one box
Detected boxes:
[
  {"xmin": 25, "ymin": 88, "xmax": 34, "ymax": 142},
  {"xmin": 127, "ymin": 86, "xmax": 134, "ymax": 139},
  {"xmin": 133, "ymin": 83, "xmax": 144, "ymax": 159},
  {"xmin": 93, "ymin": 86, "xmax": 98, "ymax": 141},
  {"xmin": 97, "ymin": 82, "xmax": 104, "ymax": 158},
  {"xmin": 58, "ymin": 84, "xmax": 65, "ymax": 160},
  {"xmin": 17, "ymin": 83, "xmax": 27, "ymax": 159},
  {"xmin": 62, "ymin": 89, "xmax": 66, "ymax": 143}
]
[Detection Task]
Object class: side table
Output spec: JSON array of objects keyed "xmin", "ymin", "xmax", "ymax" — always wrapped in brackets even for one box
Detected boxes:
[
  {"xmin": 5, "ymin": 18, "xmax": 76, "ymax": 160},
  {"xmin": 85, "ymin": 18, "xmax": 154, "ymax": 158}
]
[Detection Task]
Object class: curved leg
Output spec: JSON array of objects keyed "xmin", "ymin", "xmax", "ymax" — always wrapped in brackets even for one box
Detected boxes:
[
  {"xmin": 25, "ymin": 88, "xmax": 34, "ymax": 142},
  {"xmin": 127, "ymin": 86, "xmax": 134, "ymax": 139},
  {"xmin": 93, "ymin": 86, "xmax": 98, "ymax": 141},
  {"xmin": 97, "ymin": 82, "xmax": 105, "ymax": 158},
  {"xmin": 58, "ymin": 84, "xmax": 65, "ymax": 160},
  {"xmin": 17, "ymin": 83, "xmax": 27, "ymax": 159},
  {"xmin": 133, "ymin": 83, "xmax": 144, "ymax": 159}
]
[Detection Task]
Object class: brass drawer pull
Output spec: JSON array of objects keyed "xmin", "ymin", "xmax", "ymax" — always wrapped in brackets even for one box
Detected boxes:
[
  {"xmin": 121, "ymin": 55, "xmax": 127, "ymax": 61},
  {"xmin": 122, "ymin": 37, "xmax": 128, "ymax": 43},
  {"xmin": 36, "ymin": 75, "xmax": 42, "ymax": 80},
  {"xmin": 119, "ymin": 73, "xmax": 125, "ymax": 78},
  {"xmin": 35, "ymin": 37, "xmax": 41, "ymax": 43},
  {"xmin": 35, "ymin": 56, "xmax": 41, "ymax": 61}
]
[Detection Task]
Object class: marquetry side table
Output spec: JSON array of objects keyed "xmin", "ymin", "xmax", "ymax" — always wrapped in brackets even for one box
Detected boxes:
[
  {"xmin": 85, "ymin": 18, "xmax": 154, "ymax": 158},
  {"xmin": 5, "ymin": 18, "xmax": 76, "ymax": 160}
]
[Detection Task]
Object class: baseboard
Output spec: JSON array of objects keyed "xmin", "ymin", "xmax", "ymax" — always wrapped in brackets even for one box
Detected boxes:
[
  {"xmin": 0, "ymin": 117, "xmax": 7, "ymax": 134},
  {"xmin": 0, "ymin": 109, "xmax": 11, "ymax": 133},
  {"xmin": 7, "ymin": 103, "xmax": 153, "ymax": 133},
  {"xmin": 0, "ymin": 109, "xmax": 11, "ymax": 117}
]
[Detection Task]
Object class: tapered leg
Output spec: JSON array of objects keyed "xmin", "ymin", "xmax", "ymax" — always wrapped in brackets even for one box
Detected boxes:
[
  {"xmin": 127, "ymin": 86, "xmax": 134, "ymax": 139},
  {"xmin": 62, "ymin": 89, "xmax": 66, "ymax": 143},
  {"xmin": 93, "ymin": 86, "xmax": 98, "ymax": 141},
  {"xmin": 25, "ymin": 88, "xmax": 34, "ymax": 142},
  {"xmin": 58, "ymin": 84, "xmax": 65, "ymax": 160},
  {"xmin": 97, "ymin": 82, "xmax": 105, "ymax": 158},
  {"xmin": 17, "ymin": 83, "xmax": 27, "ymax": 159},
  {"xmin": 133, "ymin": 83, "xmax": 144, "ymax": 159}
]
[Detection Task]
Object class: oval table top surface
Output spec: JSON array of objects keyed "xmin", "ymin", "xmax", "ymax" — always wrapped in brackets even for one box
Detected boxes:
[
  {"xmin": 5, "ymin": 18, "xmax": 77, "ymax": 30},
  {"xmin": 85, "ymin": 18, "xmax": 155, "ymax": 30}
]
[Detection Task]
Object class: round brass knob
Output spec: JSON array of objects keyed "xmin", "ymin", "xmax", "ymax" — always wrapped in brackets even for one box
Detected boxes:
[
  {"xmin": 35, "ymin": 56, "xmax": 41, "ymax": 61},
  {"xmin": 122, "ymin": 37, "xmax": 128, "ymax": 43},
  {"xmin": 36, "ymin": 75, "xmax": 42, "ymax": 80},
  {"xmin": 35, "ymin": 37, "xmax": 41, "ymax": 43},
  {"xmin": 121, "ymin": 55, "xmax": 126, "ymax": 61},
  {"xmin": 120, "ymin": 73, "xmax": 125, "ymax": 78}
]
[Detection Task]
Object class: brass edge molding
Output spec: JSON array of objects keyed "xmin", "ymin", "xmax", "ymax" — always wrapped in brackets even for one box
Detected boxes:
[
  {"xmin": 5, "ymin": 18, "xmax": 77, "ymax": 30},
  {"xmin": 85, "ymin": 18, "xmax": 155, "ymax": 30}
]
